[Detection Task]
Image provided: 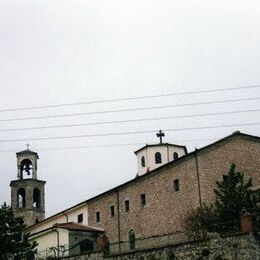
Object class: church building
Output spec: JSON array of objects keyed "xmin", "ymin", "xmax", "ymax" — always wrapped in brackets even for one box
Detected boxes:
[{"xmin": 10, "ymin": 131, "xmax": 260, "ymax": 258}]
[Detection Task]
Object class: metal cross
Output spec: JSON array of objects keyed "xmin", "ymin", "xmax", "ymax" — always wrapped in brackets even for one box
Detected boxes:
[
  {"xmin": 26, "ymin": 143, "xmax": 30, "ymax": 150},
  {"xmin": 156, "ymin": 130, "xmax": 165, "ymax": 144}
]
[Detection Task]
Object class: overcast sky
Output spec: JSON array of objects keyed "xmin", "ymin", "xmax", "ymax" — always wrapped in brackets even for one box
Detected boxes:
[{"xmin": 0, "ymin": 0, "xmax": 260, "ymax": 217}]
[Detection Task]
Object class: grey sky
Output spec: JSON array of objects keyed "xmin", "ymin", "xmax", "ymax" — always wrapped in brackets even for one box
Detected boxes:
[{"xmin": 0, "ymin": 0, "xmax": 260, "ymax": 216}]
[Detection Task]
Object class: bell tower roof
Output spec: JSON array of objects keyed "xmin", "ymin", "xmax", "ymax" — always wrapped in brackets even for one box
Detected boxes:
[
  {"xmin": 16, "ymin": 149, "xmax": 39, "ymax": 158},
  {"xmin": 16, "ymin": 147, "xmax": 39, "ymax": 180}
]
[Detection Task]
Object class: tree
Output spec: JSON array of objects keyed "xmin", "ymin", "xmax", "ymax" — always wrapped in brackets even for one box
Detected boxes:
[
  {"xmin": 183, "ymin": 204, "xmax": 216, "ymax": 239},
  {"xmin": 0, "ymin": 203, "xmax": 37, "ymax": 260},
  {"xmin": 214, "ymin": 163, "xmax": 256, "ymax": 230},
  {"xmin": 184, "ymin": 164, "xmax": 258, "ymax": 237}
]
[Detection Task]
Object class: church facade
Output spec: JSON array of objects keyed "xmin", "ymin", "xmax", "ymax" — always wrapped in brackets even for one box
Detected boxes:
[{"xmin": 12, "ymin": 131, "xmax": 260, "ymax": 257}]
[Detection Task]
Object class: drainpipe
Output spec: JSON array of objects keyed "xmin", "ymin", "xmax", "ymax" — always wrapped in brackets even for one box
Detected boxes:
[
  {"xmin": 62, "ymin": 212, "xmax": 69, "ymax": 223},
  {"xmin": 52, "ymin": 225, "xmax": 60, "ymax": 259},
  {"xmin": 116, "ymin": 189, "xmax": 122, "ymax": 253},
  {"xmin": 194, "ymin": 148, "xmax": 202, "ymax": 208}
]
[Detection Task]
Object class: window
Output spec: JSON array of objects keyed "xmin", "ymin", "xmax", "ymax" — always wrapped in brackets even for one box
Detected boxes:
[
  {"xmin": 96, "ymin": 211, "xmax": 100, "ymax": 222},
  {"xmin": 129, "ymin": 230, "xmax": 136, "ymax": 250},
  {"xmin": 141, "ymin": 156, "xmax": 145, "ymax": 167},
  {"xmin": 33, "ymin": 188, "xmax": 40, "ymax": 208},
  {"xmin": 78, "ymin": 213, "xmax": 83, "ymax": 223},
  {"xmin": 110, "ymin": 205, "xmax": 115, "ymax": 217},
  {"xmin": 17, "ymin": 188, "xmax": 26, "ymax": 208},
  {"xmin": 125, "ymin": 200, "xmax": 130, "ymax": 212},
  {"xmin": 155, "ymin": 152, "xmax": 162, "ymax": 164},
  {"xmin": 140, "ymin": 193, "xmax": 146, "ymax": 207},
  {"xmin": 173, "ymin": 152, "xmax": 179, "ymax": 160},
  {"xmin": 173, "ymin": 179, "xmax": 180, "ymax": 192}
]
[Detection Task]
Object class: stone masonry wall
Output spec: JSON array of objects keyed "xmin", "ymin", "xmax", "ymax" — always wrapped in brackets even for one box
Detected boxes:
[
  {"xmin": 198, "ymin": 135, "xmax": 260, "ymax": 206},
  {"xmin": 87, "ymin": 155, "xmax": 200, "ymax": 247},
  {"xmin": 87, "ymin": 135, "xmax": 260, "ymax": 247},
  {"xmin": 10, "ymin": 179, "xmax": 45, "ymax": 226},
  {"xmin": 63, "ymin": 233, "xmax": 259, "ymax": 260}
]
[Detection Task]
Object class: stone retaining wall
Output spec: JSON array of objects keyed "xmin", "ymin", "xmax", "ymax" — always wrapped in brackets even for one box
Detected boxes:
[{"xmin": 63, "ymin": 233, "xmax": 259, "ymax": 260}]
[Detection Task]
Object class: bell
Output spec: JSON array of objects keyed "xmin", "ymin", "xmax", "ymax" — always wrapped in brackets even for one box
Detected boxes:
[{"xmin": 25, "ymin": 165, "xmax": 31, "ymax": 175}]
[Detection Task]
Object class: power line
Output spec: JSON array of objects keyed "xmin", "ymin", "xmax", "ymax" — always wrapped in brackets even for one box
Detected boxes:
[
  {"xmin": 1, "ymin": 96, "xmax": 259, "ymax": 122},
  {"xmin": 0, "ymin": 122, "xmax": 259, "ymax": 143},
  {"xmin": 0, "ymin": 84, "xmax": 259, "ymax": 113},
  {"xmin": 0, "ymin": 108, "xmax": 259, "ymax": 133},
  {"xmin": 0, "ymin": 138, "xmax": 215, "ymax": 153}
]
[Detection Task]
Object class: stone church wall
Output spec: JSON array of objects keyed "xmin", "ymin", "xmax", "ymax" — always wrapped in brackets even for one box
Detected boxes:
[
  {"xmin": 197, "ymin": 135, "xmax": 260, "ymax": 206},
  {"xmin": 87, "ymin": 155, "xmax": 200, "ymax": 245},
  {"xmin": 87, "ymin": 135, "xmax": 260, "ymax": 246}
]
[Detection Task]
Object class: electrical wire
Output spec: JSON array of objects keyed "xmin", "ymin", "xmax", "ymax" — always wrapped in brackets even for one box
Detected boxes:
[
  {"xmin": 0, "ymin": 122, "xmax": 259, "ymax": 143},
  {"xmin": 0, "ymin": 138, "xmax": 218, "ymax": 153},
  {"xmin": 0, "ymin": 96, "xmax": 259, "ymax": 122},
  {"xmin": 0, "ymin": 84, "xmax": 259, "ymax": 113},
  {"xmin": 0, "ymin": 108, "xmax": 259, "ymax": 133}
]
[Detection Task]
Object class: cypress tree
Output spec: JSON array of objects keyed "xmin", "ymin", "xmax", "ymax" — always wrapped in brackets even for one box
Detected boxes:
[
  {"xmin": 214, "ymin": 164, "xmax": 256, "ymax": 230},
  {"xmin": 0, "ymin": 203, "xmax": 37, "ymax": 260}
]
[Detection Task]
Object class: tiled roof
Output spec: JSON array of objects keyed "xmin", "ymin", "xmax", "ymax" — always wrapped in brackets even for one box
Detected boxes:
[
  {"xmin": 16, "ymin": 149, "xmax": 39, "ymax": 158},
  {"xmin": 55, "ymin": 222, "xmax": 104, "ymax": 233}
]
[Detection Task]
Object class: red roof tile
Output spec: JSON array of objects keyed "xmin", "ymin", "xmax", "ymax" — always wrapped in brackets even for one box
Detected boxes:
[{"xmin": 54, "ymin": 222, "xmax": 104, "ymax": 233}]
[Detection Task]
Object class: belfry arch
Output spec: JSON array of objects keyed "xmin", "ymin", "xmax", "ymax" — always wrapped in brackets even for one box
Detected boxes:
[
  {"xmin": 20, "ymin": 158, "xmax": 33, "ymax": 179},
  {"xmin": 33, "ymin": 188, "xmax": 41, "ymax": 208},
  {"xmin": 17, "ymin": 188, "xmax": 26, "ymax": 208}
]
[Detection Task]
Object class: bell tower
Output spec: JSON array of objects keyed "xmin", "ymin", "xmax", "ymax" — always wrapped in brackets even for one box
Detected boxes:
[{"xmin": 10, "ymin": 147, "xmax": 46, "ymax": 227}]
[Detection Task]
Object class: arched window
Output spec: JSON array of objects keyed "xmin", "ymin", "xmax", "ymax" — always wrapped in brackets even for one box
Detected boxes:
[
  {"xmin": 173, "ymin": 152, "xmax": 179, "ymax": 160},
  {"xmin": 33, "ymin": 188, "xmax": 40, "ymax": 208},
  {"xmin": 155, "ymin": 152, "xmax": 162, "ymax": 164},
  {"xmin": 129, "ymin": 229, "xmax": 136, "ymax": 250},
  {"xmin": 20, "ymin": 159, "xmax": 33, "ymax": 179},
  {"xmin": 17, "ymin": 188, "xmax": 26, "ymax": 208},
  {"xmin": 141, "ymin": 156, "xmax": 145, "ymax": 167}
]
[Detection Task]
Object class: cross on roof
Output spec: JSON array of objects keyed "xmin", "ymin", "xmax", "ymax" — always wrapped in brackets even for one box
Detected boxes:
[{"xmin": 156, "ymin": 130, "xmax": 165, "ymax": 144}]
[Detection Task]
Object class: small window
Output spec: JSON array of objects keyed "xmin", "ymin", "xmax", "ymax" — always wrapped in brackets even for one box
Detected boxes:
[
  {"xmin": 155, "ymin": 152, "xmax": 162, "ymax": 164},
  {"xmin": 33, "ymin": 188, "xmax": 40, "ymax": 208},
  {"xmin": 110, "ymin": 205, "xmax": 115, "ymax": 217},
  {"xmin": 140, "ymin": 193, "xmax": 146, "ymax": 207},
  {"xmin": 173, "ymin": 179, "xmax": 180, "ymax": 192},
  {"xmin": 125, "ymin": 200, "xmax": 130, "ymax": 212},
  {"xmin": 96, "ymin": 212, "xmax": 100, "ymax": 222},
  {"xmin": 173, "ymin": 152, "xmax": 179, "ymax": 160},
  {"xmin": 129, "ymin": 229, "xmax": 136, "ymax": 250},
  {"xmin": 141, "ymin": 156, "xmax": 145, "ymax": 167},
  {"xmin": 17, "ymin": 188, "xmax": 26, "ymax": 208},
  {"xmin": 78, "ymin": 213, "xmax": 83, "ymax": 223}
]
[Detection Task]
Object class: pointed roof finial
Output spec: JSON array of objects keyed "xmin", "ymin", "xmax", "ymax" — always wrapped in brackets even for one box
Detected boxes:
[
  {"xmin": 26, "ymin": 143, "xmax": 30, "ymax": 150},
  {"xmin": 156, "ymin": 130, "xmax": 165, "ymax": 144}
]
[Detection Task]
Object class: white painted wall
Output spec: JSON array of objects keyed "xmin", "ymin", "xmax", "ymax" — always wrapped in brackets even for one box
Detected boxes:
[
  {"xmin": 30, "ymin": 228, "xmax": 69, "ymax": 258},
  {"xmin": 27, "ymin": 203, "xmax": 88, "ymax": 234},
  {"xmin": 27, "ymin": 203, "xmax": 88, "ymax": 257},
  {"xmin": 136, "ymin": 145, "xmax": 186, "ymax": 176}
]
